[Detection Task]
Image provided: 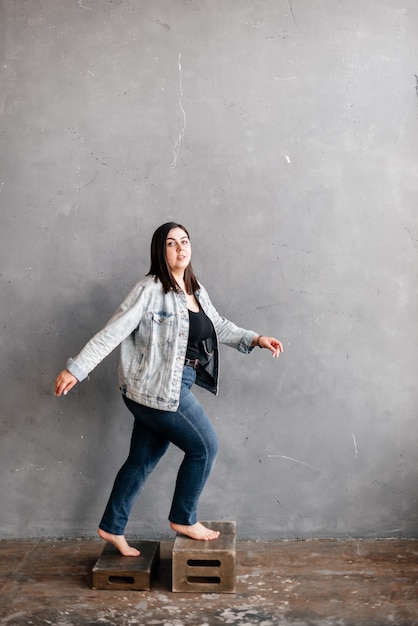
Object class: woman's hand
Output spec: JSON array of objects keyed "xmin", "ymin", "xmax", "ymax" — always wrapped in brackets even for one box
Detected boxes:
[
  {"xmin": 55, "ymin": 370, "xmax": 78, "ymax": 397},
  {"xmin": 254, "ymin": 336, "xmax": 284, "ymax": 358}
]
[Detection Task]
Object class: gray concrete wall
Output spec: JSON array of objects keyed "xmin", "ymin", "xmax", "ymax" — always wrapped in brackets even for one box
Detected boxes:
[{"xmin": 1, "ymin": 0, "xmax": 417, "ymax": 541}]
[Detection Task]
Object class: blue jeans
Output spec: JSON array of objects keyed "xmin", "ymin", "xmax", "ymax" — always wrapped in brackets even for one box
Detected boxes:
[{"xmin": 99, "ymin": 365, "xmax": 219, "ymax": 535}]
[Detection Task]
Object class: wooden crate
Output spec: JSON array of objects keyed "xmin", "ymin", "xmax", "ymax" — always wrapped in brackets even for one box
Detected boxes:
[
  {"xmin": 172, "ymin": 521, "xmax": 236, "ymax": 593},
  {"xmin": 92, "ymin": 541, "xmax": 160, "ymax": 591}
]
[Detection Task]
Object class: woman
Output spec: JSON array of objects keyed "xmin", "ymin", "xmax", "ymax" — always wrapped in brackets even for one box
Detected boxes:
[{"xmin": 55, "ymin": 222, "xmax": 283, "ymax": 556}]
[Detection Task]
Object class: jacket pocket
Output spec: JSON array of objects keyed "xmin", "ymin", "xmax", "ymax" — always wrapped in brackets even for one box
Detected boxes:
[
  {"xmin": 130, "ymin": 351, "xmax": 145, "ymax": 381},
  {"xmin": 151, "ymin": 311, "xmax": 175, "ymax": 346}
]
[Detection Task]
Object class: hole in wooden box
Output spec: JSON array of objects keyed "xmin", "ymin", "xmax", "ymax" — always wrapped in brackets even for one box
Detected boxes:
[
  {"xmin": 187, "ymin": 559, "xmax": 221, "ymax": 567},
  {"xmin": 108, "ymin": 575, "xmax": 135, "ymax": 585},
  {"xmin": 187, "ymin": 576, "xmax": 221, "ymax": 584}
]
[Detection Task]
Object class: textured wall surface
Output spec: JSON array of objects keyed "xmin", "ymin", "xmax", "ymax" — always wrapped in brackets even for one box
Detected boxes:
[{"xmin": 1, "ymin": 0, "xmax": 417, "ymax": 540}]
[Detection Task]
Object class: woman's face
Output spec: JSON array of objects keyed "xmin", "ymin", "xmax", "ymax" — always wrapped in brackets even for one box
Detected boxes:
[{"xmin": 165, "ymin": 227, "xmax": 191, "ymax": 276}]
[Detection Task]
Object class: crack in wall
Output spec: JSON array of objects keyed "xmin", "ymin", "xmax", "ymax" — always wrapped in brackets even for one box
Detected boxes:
[
  {"xmin": 287, "ymin": 0, "xmax": 303, "ymax": 32},
  {"xmin": 170, "ymin": 53, "xmax": 186, "ymax": 168},
  {"xmin": 415, "ymin": 74, "xmax": 418, "ymax": 119}
]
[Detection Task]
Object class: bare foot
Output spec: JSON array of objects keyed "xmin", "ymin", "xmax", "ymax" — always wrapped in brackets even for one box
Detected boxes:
[
  {"xmin": 98, "ymin": 528, "xmax": 140, "ymax": 557},
  {"xmin": 170, "ymin": 521, "xmax": 220, "ymax": 541}
]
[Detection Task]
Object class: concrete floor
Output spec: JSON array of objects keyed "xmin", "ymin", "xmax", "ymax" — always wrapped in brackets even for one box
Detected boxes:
[{"xmin": 0, "ymin": 537, "xmax": 417, "ymax": 626}]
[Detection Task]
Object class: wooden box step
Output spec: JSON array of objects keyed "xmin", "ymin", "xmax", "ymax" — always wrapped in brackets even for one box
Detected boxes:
[
  {"xmin": 92, "ymin": 540, "xmax": 160, "ymax": 591},
  {"xmin": 172, "ymin": 521, "xmax": 236, "ymax": 593}
]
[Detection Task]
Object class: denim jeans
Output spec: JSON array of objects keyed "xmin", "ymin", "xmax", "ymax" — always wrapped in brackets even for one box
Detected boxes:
[{"xmin": 99, "ymin": 365, "xmax": 219, "ymax": 535}]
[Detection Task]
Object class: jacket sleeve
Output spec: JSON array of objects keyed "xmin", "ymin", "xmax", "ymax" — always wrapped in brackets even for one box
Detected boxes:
[
  {"xmin": 198, "ymin": 284, "xmax": 258, "ymax": 354},
  {"xmin": 66, "ymin": 281, "xmax": 147, "ymax": 382}
]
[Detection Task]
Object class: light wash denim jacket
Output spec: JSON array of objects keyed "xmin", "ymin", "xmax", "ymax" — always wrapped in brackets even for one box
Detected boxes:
[{"xmin": 66, "ymin": 276, "xmax": 257, "ymax": 411}]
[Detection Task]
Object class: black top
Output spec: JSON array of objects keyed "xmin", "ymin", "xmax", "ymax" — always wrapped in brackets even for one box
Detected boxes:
[{"xmin": 186, "ymin": 308, "xmax": 213, "ymax": 360}]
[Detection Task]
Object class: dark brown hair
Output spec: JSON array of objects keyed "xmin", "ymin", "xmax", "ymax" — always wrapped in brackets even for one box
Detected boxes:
[{"xmin": 147, "ymin": 222, "xmax": 200, "ymax": 294}]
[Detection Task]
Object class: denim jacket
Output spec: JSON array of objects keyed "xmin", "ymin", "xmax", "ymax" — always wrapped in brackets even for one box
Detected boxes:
[{"xmin": 66, "ymin": 275, "xmax": 257, "ymax": 411}]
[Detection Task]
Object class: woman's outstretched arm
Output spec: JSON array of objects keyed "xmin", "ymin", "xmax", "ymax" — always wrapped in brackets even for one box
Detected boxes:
[{"xmin": 252, "ymin": 335, "xmax": 283, "ymax": 358}]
